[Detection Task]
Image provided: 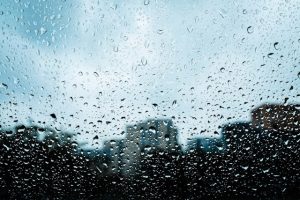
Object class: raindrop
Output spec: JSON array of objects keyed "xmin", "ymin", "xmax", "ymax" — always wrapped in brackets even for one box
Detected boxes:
[
  {"xmin": 219, "ymin": 9, "xmax": 227, "ymax": 18},
  {"xmin": 40, "ymin": 27, "xmax": 47, "ymax": 35},
  {"xmin": 37, "ymin": 128, "xmax": 45, "ymax": 134},
  {"xmin": 274, "ymin": 42, "xmax": 279, "ymax": 50},
  {"xmin": 1, "ymin": 83, "xmax": 8, "ymax": 89},
  {"xmin": 71, "ymin": 141, "xmax": 78, "ymax": 147},
  {"xmin": 217, "ymin": 146, "xmax": 224, "ymax": 151},
  {"xmin": 93, "ymin": 72, "xmax": 99, "ymax": 77},
  {"xmin": 157, "ymin": 29, "xmax": 164, "ymax": 35},
  {"xmin": 3, "ymin": 144, "xmax": 9, "ymax": 150},
  {"xmin": 172, "ymin": 100, "xmax": 177, "ymax": 106},
  {"xmin": 149, "ymin": 126, "xmax": 156, "ymax": 134},
  {"xmin": 50, "ymin": 113, "xmax": 57, "ymax": 119},
  {"xmin": 247, "ymin": 26, "xmax": 254, "ymax": 34},
  {"xmin": 284, "ymin": 140, "xmax": 289, "ymax": 145},
  {"xmin": 165, "ymin": 134, "xmax": 170, "ymax": 141},
  {"xmin": 220, "ymin": 67, "xmax": 225, "ymax": 72},
  {"xmin": 267, "ymin": 53, "xmax": 274, "ymax": 58},
  {"xmin": 141, "ymin": 57, "xmax": 147, "ymax": 66},
  {"xmin": 187, "ymin": 26, "xmax": 193, "ymax": 33},
  {"xmin": 240, "ymin": 165, "xmax": 249, "ymax": 170},
  {"xmin": 144, "ymin": 0, "xmax": 150, "ymax": 5},
  {"xmin": 144, "ymin": 41, "xmax": 150, "ymax": 48},
  {"xmin": 143, "ymin": 146, "xmax": 152, "ymax": 152},
  {"xmin": 13, "ymin": 77, "xmax": 20, "ymax": 84},
  {"xmin": 113, "ymin": 46, "xmax": 119, "ymax": 52},
  {"xmin": 93, "ymin": 135, "xmax": 99, "ymax": 140}
]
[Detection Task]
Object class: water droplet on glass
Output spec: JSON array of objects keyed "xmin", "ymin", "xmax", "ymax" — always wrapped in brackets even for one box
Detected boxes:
[
  {"xmin": 247, "ymin": 26, "xmax": 254, "ymax": 34},
  {"xmin": 141, "ymin": 58, "xmax": 147, "ymax": 66},
  {"xmin": 3, "ymin": 144, "xmax": 9, "ymax": 150},
  {"xmin": 93, "ymin": 135, "xmax": 99, "ymax": 140},
  {"xmin": 40, "ymin": 27, "xmax": 47, "ymax": 35},
  {"xmin": 144, "ymin": 145, "xmax": 152, "ymax": 152},
  {"xmin": 149, "ymin": 126, "xmax": 156, "ymax": 134},
  {"xmin": 157, "ymin": 29, "xmax": 164, "ymax": 35},
  {"xmin": 172, "ymin": 100, "xmax": 177, "ymax": 106},
  {"xmin": 113, "ymin": 46, "xmax": 119, "ymax": 52},
  {"xmin": 93, "ymin": 72, "xmax": 99, "ymax": 77},
  {"xmin": 274, "ymin": 42, "xmax": 279, "ymax": 50},
  {"xmin": 50, "ymin": 113, "xmax": 57, "ymax": 119},
  {"xmin": 144, "ymin": 0, "xmax": 150, "ymax": 5},
  {"xmin": 240, "ymin": 165, "xmax": 249, "ymax": 170},
  {"xmin": 267, "ymin": 53, "xmax": 274, "ymax": 58},
  {"xmin": 13, "ymin": 77, "xmax": 20, "ymax": 84},
  {"xmin": 1, "ymin": 83, "xmax": 8, "ymax": 89},
  {"xmin": 219, "ymin": 9, "xmax": 227, "ymax": 18}
]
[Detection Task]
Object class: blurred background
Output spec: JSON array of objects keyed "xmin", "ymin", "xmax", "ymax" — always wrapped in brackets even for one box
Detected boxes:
[{"xmin": 0, "ymin": 0, "xmax": 299, "ymax": 199}]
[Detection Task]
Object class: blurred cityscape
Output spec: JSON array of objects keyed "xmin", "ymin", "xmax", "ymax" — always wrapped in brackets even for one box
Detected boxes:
[{"xmin": 0, "ymin": 103, "xmax": 299, "ymax": 199}]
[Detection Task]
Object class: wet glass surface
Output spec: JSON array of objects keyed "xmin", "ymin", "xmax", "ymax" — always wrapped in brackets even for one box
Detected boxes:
[{"xmin": 0, "ymin": 0, "xmax": 299, "ymax": 199}]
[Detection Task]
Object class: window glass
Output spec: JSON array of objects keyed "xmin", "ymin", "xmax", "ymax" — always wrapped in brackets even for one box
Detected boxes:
[{"xmin": 0, "ymin": 0, "xmax": 299, "ymax": 199}]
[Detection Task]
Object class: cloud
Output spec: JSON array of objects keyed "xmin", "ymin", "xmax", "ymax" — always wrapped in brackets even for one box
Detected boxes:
[{"xmin": 0, "ymin": 0, "xmax": 299, "ymax": 148}]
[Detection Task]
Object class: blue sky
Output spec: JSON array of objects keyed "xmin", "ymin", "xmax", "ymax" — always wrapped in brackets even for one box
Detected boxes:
[{"xmin": 0, "ymin": 0, "xmax": 299, "ymax": 148}]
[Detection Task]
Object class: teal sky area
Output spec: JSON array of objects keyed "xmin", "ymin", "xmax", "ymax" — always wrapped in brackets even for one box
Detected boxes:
[{"xmin": 0, "ymin": 0, "xmax": 299, "ymax": 148}]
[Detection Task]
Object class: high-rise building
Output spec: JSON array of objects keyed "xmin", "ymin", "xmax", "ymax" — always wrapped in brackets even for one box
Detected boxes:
[
  {"xmin": 222, "ymin": 122, "xmax": 261, "ymax": 153},
  {"xmin": 186, "ymin": 137, "xmax": 224, "ymax": 153},
  {"xmin": 122, "ymin": 119, "xmax": 179, "ymax": 175},
  {"xmin": 252, "ymin": 104, "xmax": 300, "ymax": 132},
  {"xmin": 221, "ymin": 104, "xmax": 300, "ymax": 154},
  {"xmin": 103, "ymin": 139, "xmax": 124, "ymax": 174}
]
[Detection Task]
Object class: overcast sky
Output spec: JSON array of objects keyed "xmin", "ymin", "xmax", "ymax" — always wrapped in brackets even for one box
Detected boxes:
[{"xmin": 0, "ymin": 0, "xmax": 299, "ymax": 148}]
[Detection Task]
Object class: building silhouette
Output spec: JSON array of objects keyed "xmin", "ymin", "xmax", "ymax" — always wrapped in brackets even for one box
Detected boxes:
[
  {"xmin": 222, "ymin": 122, "xmax": 260, "ymax": 153},
  {"xmin": 103, "ymin": 139, "xmax": 124, "ymax": 174},
  {"xmin": 123, "ymin": 119, "xmax": 179, "ymax": 175},
  {"xmin": 186, "ymin": 137, "xmax": 224, "ymax": 153},
  {"xmin": 222, "ymin": 104, "xmax": 300, "ymax": 154},
  {"xmin": 252, "ymin": 104, "xmax": 300, "ymax": 132},
  {"xmin": 103, "ymin": 119, "xmax": 179, "ymax": 176}
]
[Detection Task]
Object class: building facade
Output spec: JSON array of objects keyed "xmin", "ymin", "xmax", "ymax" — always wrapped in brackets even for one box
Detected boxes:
[
  {"xmin": 122, "ymin": 119, "xmax": 179, "ymax": 175},
  {"xmin": 252, "ymin": 104, "xmax": 300, "ymax": 132}
]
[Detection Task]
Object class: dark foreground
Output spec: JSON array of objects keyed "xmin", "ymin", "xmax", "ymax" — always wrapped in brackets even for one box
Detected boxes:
[{"xmin": 0, "ymin": 123, "xmax": 299, "ymax": 200}]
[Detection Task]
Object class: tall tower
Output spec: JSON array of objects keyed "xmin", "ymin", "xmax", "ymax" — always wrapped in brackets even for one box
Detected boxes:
[
  {"xmin": 252, "ymin": 104, "xmax": 300, "ymax": 132},
  {"xmin": 103, "ymin": 139, "xmax": 124, "ymax": 174},
  {"xmin": 122, "ymin": 119, "xmax": 179, "ymax": 175}
]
